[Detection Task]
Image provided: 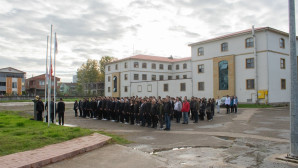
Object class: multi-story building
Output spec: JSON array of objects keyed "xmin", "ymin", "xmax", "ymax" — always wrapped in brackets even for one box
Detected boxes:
[
  {"xmin": 105, "ymin": 27, "xmax": 298, "ymax": 104},
  {"xmin": 83, "ymin": 82, "xmax": 104, "ymax": 96},
  {"xmin": 0, "ymin": 67, "xmax": 26, "ymax": 96},
  {"xmin": 59, "ymin": 83, "xmax": 77, "ymax": 96},
  {"xmin": 25, "ymin": 74, "xmax": 60, "ymax": 96}
]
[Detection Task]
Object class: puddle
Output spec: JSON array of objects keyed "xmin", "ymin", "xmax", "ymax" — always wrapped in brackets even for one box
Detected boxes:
[{"xmin": 151, "ymin": 145, "xmax": 228, "ymax": 154}]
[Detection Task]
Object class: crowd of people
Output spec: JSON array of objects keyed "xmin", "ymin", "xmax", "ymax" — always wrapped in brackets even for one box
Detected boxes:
[{"xmin": 73, "ymin": 95, "xmax": 238, "ymax": 131}]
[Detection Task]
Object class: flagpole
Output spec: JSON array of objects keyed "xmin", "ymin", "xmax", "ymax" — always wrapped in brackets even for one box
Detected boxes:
[
  {"xmin": 44, "ymin": 36, "xmax": 49, "ymax": 122},
  {"xmin": 54, "ymin": 32, "xmax": 57, "ymax": 125},
  {"xmin": 48, "ymin": 25, "xmax": 53, "ymax": 127}
]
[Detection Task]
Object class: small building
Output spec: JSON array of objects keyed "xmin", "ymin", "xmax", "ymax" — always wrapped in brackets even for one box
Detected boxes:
[
  {"xmin": 0, "ymin": 67, "xmax": 26, "ymax": 96},
  {"xmin": 25, "ymin": 74, "xmax": 60, "ymax": 96},
  {"xmin": 59, "ymin": 83, "xmax": 77, "ymax": 96},
  {"xmin": 83, "ymin": 82, "xmax": 104, "ymax": 96}
]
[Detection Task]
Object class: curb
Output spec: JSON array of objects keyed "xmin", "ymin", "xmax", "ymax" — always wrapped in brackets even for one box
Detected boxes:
[{"xmin": 0, "ymin": 133, "xmax": 111, "ymax": 168}]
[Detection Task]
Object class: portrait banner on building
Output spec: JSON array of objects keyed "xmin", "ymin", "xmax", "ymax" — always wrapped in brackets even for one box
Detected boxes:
[{"xmin": 6, "ymin": 77, "xmax": 12, "ymax": 95}]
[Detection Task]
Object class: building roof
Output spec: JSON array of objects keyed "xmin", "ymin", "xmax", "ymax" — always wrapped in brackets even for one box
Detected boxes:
[
  {"xmin": 107, "ymin": 55, "xmax": 191, "ymax": 65},
  {"xmin": 188, "ymin": 27, "xmax": 293, "ymax": 46},
  {"xmin": 26, "ymin": 74, "xmax": 61, "ymax": 81},
  {"xmin": 0, "ymin": 67, "xmax": 26, "ymax": 74}
]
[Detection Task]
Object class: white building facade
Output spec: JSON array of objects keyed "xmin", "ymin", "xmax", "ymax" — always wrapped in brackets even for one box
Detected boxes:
[{"xmin": 105, "ymin": 27, "xmax": 297, "ymax": 104}]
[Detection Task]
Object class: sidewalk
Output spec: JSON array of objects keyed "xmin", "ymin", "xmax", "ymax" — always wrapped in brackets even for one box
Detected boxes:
[{"xmin": 0, "ymin": 133, "xmax": 111, "ymax": 168}]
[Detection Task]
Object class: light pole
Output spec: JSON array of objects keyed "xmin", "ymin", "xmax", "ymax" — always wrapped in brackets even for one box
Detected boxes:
[{"xmin": 288, "ymin": 0, "xmax": 298, "ymax": 159}]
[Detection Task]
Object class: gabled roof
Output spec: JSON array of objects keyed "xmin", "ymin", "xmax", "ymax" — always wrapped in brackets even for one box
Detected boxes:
[
  {"xmin": 26, "ymin": 74, "xmax": 61, "ymax": 81},
  {"xmin": 107, "ymin": 55, "xmax": 191, "ymax": 65},
  {"xmin": 188, "ymin": 27, "xmax": 293, "ymax": 46},
  {"xmin": 0, "ymin": 67, "xmax": 26, "ymax": 74}
]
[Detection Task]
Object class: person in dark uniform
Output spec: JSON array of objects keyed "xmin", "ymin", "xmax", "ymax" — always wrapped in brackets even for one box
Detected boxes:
[
  {"xmin": 97, "ymin": 97, "xmax": 102, "ymax": 120},
  {"xmin": 124, "ymin": 98, "xmax": 130, "ymax": 124},
  {"xmin": 146, "ymin": 98, "xmax": 152, "ymax": 127},
  {"xmin": 78, "ymin": 99, "xmax": 83, "ymax": 117},
  {"xmin": 158, "ymin": 99, "xmax": 164, "ymax": 129},
  {"xmin": 119, "ymin": 99, "xmax": 125, "ymax": 123},
  {"xmin": 140, "ymin": 99, "xmax": 146, "ymax": 127},
  {"xmin": 199, "ymin": 99, "xmax": 206, "ymax": 120},
  {"xmin": 130, "ymin": 100, "xmax": 135, "ymax": 125},
  {"xmin": 86, "ymin": 98, "xmax": 92, "ymax": 118},
  {"xmin": 74, "ymin": 100, "xmax": 79, "ymax": 117},
  {"xmin": 150, "ymin": 99, "xmax": 158, "ymax": 128},
  {"xmin": 114, "ymin": 98, "xmax": 120, "ymax": 122},
  {"xmin": 134, "ymin": 99, "xmax": 140, "ymax": 125},
  {"xmin": 45, "ymin": 98, "xmax": 56, "ymax": 123},
  {"xmin": 82, "ymin": 98, "xmax": 87, "ymax": 118},
  {"xmin": 111, "ymin": 98, "xmax": 116, "ymax": 121},
  {"xmin": 57, "ymin": 98, "xmax": 65, "ymax": 125},
  {"xmin": 163, "ymin": 97, "xmax": 172, "ymax": 131},
  {"xmin": 36, "ymin": 98, "xmax": 44, "ymax": 121}
]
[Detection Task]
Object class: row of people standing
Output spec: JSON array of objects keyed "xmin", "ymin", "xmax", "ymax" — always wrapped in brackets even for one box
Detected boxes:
[
  {"xmin": 74, "ymin": 95, "xmax": 226, "ymax": 131},
  {"xmin": 224, "ymin": 95, "xmax": 238, "ymax": 114}
]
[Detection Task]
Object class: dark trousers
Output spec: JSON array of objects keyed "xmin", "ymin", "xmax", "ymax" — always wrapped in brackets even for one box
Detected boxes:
[
  {"xmin": 58, "ymin": 112, "xmax": 64, "ymax": 125},
  {"xmin": 125, "ymin": 113, "xmax": 129, "ymax": 123},
  {"xmin": 98, "ymin": 109, "xmax": 102, "ymax": 119},
  {"xmin": 152, "ymin": 115, "xmax": 158, "ymax": 128},
  {"xmin": 115, "ymin": 111, "xmax": 119, "ymax": 122},
  {"xmin": 74, "ymin": 109, "xmax": 78, "ymax": 117},
  {"xmin": 79, "ymin": 108, "xmax": 82, "ymax": 117},
  {"xmin": 103, "ymin": 109, "xmax": 106, "ymax": 119},
  {"xmin": 230, "ymin": 105, "xmax": 234, "ymax": 113},
  {"xmin": 130, "ymin": 114, "xmax": 135, "ymax": 125},
  {"xmin": 199, "ymin": 110, "xmax": 205, "ymax": 120},
  {"xmin": 206, "ymin": 112, "xmax": 212, "ymax": 120},
  {"xmin": 190, "ymin": 108, "xmax": 195, "ymax": 120},
  {"xmin": 165, "ymin": 113, "xmax": 171, "ymax": 130},
  {"xmin": 83, "ymin": 109, "xmax": 86, "ymax": 117},
  {"xmin": 37, "ymin": 111, "xmax": 43, "ymax": 121},
  {"xmin": 135, "ymin": 114, "xmax": 140, "ymax": 124},
  {"xmin": 226, "ymin": 104, "xmax": 230, "ymax": 114},
  {"xmin": 234, "ymin": 105, "xmax": 238, "ymax": 113},
  {"xmin": 141, "ymin": 114, "xmax": 145, "ymax": 126},
  {"xmin": 194, "ymin": 111, "xmax": 198, "ymax": 122},
  {"xmin": 120, "ymin": 112, "xmax": 125, "ymax": 123},
  {"xmin": 146, "ymin": 114, "xmax": 151, "ymax": 126},
  {"xmin": 175, "ymin": 110, "xmax": 181, "ymax": 123},
  {"xmin": 159, "ymin": 115, "xmax": 164, "ymax": 128}
]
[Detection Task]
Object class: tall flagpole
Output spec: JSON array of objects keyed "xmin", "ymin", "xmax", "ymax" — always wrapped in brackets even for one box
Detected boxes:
[
  {"xmin": 48, "ymin": 25, "xmax": 53, "ymax": 127},
  {"xmin": 54, "ymin": 32, "xmax": 57, "ymax": 125},
  {"xmin": 44, "ymin": 36, "xmax": 49, "ymax": 122}
]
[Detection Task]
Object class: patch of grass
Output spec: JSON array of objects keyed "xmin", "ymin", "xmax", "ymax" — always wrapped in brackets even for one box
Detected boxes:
[
  {"xmin": 97, "ymin": 131, "xmax": 132, "ymax": 144},
  {"xmin": 238, "ymin": 104, "xmax": 273, "ymax": 108},
  {"xmin": 0, "ymin": 110, "xmax": 93, "ymax": 156}
]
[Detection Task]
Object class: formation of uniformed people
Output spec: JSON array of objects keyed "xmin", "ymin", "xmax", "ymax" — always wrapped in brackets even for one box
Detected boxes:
[{"xmin": 75, "ymin": 95, "xmax": 238, "ymax": 131}]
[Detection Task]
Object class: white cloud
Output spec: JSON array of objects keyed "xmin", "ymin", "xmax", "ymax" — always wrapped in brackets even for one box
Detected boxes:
[{"xmin": 0, "ymin": 0, "xmax": 296, "ymax": 82}]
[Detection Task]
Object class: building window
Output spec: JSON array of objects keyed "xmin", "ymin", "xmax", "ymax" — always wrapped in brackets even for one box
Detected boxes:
[
  {"xmin": 108, "ymin": 66, "xmax": 111, "ymax": 71},
  {"xmin": 124, "ymin": 86, "xmax": 128, "ymax": 92},
  {"xmin": 39, "ymin": 81, "xmax": 45, "ymax": 86},
  {"xmin": 183, "ymin": 75, "xmax": 187, "ymax": 79},
  {"xmin": 180, "ymin": 83, "xmax": 186, "ymax": 91},
  {"xmin": 124, "ymin": 74, "xmax": 128, "ymax": 80},
  {"xmin": 168, "ymin": 76, "xmax": 172, "ymax": 80},
  {"xmin": 152, "ymin": 75, "xmax": 156, "ymax": 81},
  {"xmin": 164, "ymin": 84, "xmax": 168, "ymax": 92},
  {"xmin": 280, "ymin": 58, "xmax": 286, "ymax": 69},
  {"xmin": 134, "ymin": 74, "xmax": 139, "ymax": 80},
  {"xmin": 221, "ymin": 42, "xmax": 228, "ymax": 52},
  {"xmin": 176, "ymin": 64, "xmax": 179, "ymax": 70},
  {"xmin": 280, "ymin": 38, "xmax": 285, "ymax": 48},
  {"xmin": 176, "ymin": 75, "xmax": 179, "ymax": 79},
  {"xmin": 152, "ymin": 63, "xmax": 156, "ymax": 69},
  {"xmin": 159, "ymin": 64, "xmax": 164, "ymax": 70},
  {"xmin": 246, "ymin": 58, "xmax": 254, "ymax": 68},
  {"xmin": 159, "ymin": 75, "xmax": 164, "ymax": 81},
  {"xmin": 245, "ymin": 37, "xmax": 254, "ymax": 48},
  {"xmin": 198, "ymin": 47, "xmax": 204, "ymax": 56},
  {"xmin": 198, "ymin": 64, "xmax": 204, "ymax": 73},
  {"xmin": 0, "ymin": 82, "xmax": 6, "ymax": 86},
  {"xmin": 281, "ymin": 79, "xmax": 286, "ymax": 89},
  {"xmin": 115, "ymin": 64, "xmax": 118, "ymax": 70},
  {"xmin": 219, "ymin": 60, "xmax": 229, "ymax": 90},
  {"xmin": 108, "ymin": 87, "xmax": 111, "ymax": 92},
  {"xmin": 108, "ymin": 76, "xmax": 111, "ymax": 82},
  {"xmin": 142, "ymin": 74, "xmax": 147, "ymax": 80},
  {"xmin": 134, "ymin": 62, "xmax": 139, "ymax": 68},
  {"xmin": 142, "ymin": 63, "xmax": 147, "ymax": 69},
  {"xmin": 183, "ymin": 63, "xmax": 187, "ymax": 69},
  {"xmin": 138, "ymin": 85, "xmax": 142, "ymax": 92},
  {"xmin": 124, "ymin": 62, "xmax": 127, "ymax": 68},
  {"xmin": 246, "ymin": 79, "xmax": 255, "ymax": 90},
  {"xmin": 198, "ymin": 82, "xmax": 204, "ymax": 91},
  {"xmin": 12, "ymin": 82, "xmax": 17, "ymax": 88},
  {"xmin": 147, "ymin": 85, "xmax": 152, "ymax": 92},
  {"xmin": 168, "ymin": 65, "xmax": 172, "ymax": 70}
]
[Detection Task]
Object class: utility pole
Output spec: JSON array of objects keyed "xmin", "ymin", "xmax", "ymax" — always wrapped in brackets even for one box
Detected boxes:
[{"xmin": 288, "ymin": 0, "xmax": 298, "ymax": 159}]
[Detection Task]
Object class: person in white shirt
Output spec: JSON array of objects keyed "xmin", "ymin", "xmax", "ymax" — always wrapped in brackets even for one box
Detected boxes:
[
  {"xmin": 224, "ymin": 95, "xmax": 231, "ymax": 114},
  {"xmin": 216, "ymin": 96, "xmax": 221, "ymax": 113},
  {"xmin": 174, "ymin": 97, "xmax": 182, "ymax": 123}
]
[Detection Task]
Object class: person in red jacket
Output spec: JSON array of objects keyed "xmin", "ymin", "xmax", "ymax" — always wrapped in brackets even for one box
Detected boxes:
[{"xmin": 181, "ymin": 96, "xmax": 190, "ymax": 124}]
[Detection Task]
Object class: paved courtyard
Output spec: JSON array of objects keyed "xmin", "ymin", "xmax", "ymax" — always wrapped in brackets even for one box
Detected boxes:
[{"xmin": 0, "ymin": 102, "xmax": 297, "ymax": 167}]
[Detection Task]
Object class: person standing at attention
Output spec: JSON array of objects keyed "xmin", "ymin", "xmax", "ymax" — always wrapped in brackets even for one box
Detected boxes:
[
  {"xmin": 181, "ymin": 96, "xmax": 190, "ymax": 124},
  {"xmin": 57, "ymin": 98, "xmax": 65, "ymax": 125},
  {"xmin": 225, "ymin": 95, "xmax": 230, "ymax": 114},
  {"xmin": 74, "ymin": 100, "xmax": 78, "ymax": 117}
]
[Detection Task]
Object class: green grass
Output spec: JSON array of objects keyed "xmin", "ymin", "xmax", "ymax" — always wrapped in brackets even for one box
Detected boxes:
[
  {"xmin": 0, "ymin": 111, "xmax": 131, "ymax": 156},
  {"xmin": 238, "ymin": 104, "xmax": 273, "ymax": 108}
]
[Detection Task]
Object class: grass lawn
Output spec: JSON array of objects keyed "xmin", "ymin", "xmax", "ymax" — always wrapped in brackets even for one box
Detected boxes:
[
  {"xmin": 238, "ymin": 104, "xmax": 273, "ymax": 108},
  {"xmin": 0, "ymin": 111, "xmax": 130, "ymax": 156}
]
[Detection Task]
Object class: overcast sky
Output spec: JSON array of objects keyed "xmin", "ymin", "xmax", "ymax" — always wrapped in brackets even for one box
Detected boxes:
[{"xmin": 0, "ymin": 0, "xmax": 296, "ymax": 82}]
